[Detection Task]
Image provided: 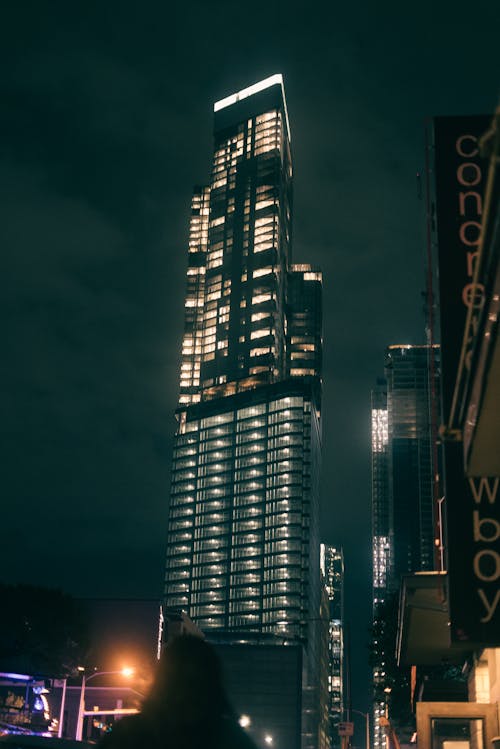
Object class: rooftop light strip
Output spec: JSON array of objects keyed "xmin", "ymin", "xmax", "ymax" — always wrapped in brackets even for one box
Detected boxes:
[{"xmin": 214, "ymin": 74, "xmax": 291, "ymax": 143}]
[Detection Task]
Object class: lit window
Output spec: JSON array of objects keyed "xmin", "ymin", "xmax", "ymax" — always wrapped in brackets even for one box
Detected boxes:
[
  {"xmin": 251, "ymin": 312, "xmax": 270, "ymax": 323},
  {"xmin": 250, "ymin": 329, "xmax": 270, "ymax": 340},
  {"xmin": 255, "ymin": 198, "xmax": 276, "ymax": 212},
  {"xmin": 250, "ymin": 347, "xmax": 270, "ymax": 357},
  {"xmin": 304, "ymin": 272, "xmax": 321, "ymax": 281},
  {"xmin": 254, "ymin": 241, "xmax": 274, "ymax": 253},
  {"xmin": 252, "ymin": 293, "xmax": 272, "ymax": 305},
  {"xmin": 252, "ymin": 267, "xmax": 273, "ymax": 278},
  {"xmin": 212, "ymin": 177, "xmax": 227, "ymax": 189}
]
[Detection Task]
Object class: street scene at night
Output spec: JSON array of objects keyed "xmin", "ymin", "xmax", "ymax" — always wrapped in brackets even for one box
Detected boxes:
[{"xmin": 1, "ymin": 1, "xmax": 499, "ymax": 748}]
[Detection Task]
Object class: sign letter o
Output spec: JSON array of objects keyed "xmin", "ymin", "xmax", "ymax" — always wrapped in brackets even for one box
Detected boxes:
[
  {"xmin": 457, "ymin": 162, "xmax": 482, "ymax": 186},
  {"xmin": 473, "ymin": 549, "xmax": 500, "ymax": 582}
]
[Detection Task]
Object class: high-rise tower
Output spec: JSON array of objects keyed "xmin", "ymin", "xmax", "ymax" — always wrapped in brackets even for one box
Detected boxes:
[
  {"xmin": 385, "ymin": 345, "xmax": 438, "ymax": 582},
  {"xmin": 164, "ymin": 75, "xmax": 324, "ymax": 749},
  {"xmin": 371, "ymin": 345, "xmax": 439, "ymax": 600},
  {"xmin": 371, "ymin": 344, "xmax": 439, "ymax": 749},
  {"xmin": 320, "ymin": 544, "xmax": 344, "ymax": 749},
  {"xmin": 178, "ymin": 74, "xmax": 294, "ymax": 407},
  {"xmin": 371, "ymin": 380, "xmax": 389, "ymax": 608}
]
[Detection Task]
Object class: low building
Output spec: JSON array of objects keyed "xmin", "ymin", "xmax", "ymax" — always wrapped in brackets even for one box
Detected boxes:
[{"xmin": 208, "ymin": 632, "xmax": 304, "ymax": 749}]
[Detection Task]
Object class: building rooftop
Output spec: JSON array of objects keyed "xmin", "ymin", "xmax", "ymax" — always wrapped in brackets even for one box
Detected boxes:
[{"xmin": 213, "ymin": 73, "xmax": 291, "ymax": 141}]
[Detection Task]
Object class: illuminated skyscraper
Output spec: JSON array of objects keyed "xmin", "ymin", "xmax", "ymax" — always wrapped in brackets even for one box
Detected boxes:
[
  {"xmin": 371, "ymin": 346, "xmax": 438, "ymax": 603},
  {"xmin": 371, "ymin": 380, "xmax": 390, "ymax": 749},
  {"xmin": 371, "ymin": 345, "xmax": 439, "ymax": 749},
  {"xmin": 164, "ymin": 75, "xmax": 324, "ymax": 749},
  {"xmin": 385, "ymin": 345, "xmax": 438, "ymax": 581},
  {"xmin": 178, "ymin": 75, "xmax": 292, "ymax": 407},
  {"xmin": 371, "ymin": 380, "xmax": 389, "ymax": 608},
  {"xmin": 320, "ymin": 544, "xmax": 344, "ymax": 749}
]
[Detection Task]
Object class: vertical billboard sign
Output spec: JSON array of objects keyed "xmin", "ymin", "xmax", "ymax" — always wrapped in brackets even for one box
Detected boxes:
[{"xmin": 433, "ymin": 116, "xmax": 500, "ymax": 645}]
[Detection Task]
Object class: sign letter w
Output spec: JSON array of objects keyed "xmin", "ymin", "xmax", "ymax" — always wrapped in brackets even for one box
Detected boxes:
[{"xmin": 469, "ymin": 477, "xmax": 500, "ymax": 505}]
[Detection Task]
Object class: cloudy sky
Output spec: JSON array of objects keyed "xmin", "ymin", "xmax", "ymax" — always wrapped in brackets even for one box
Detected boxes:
[{"xmin": 1, "ymin": 0, "xmax": 498, "ymax": 712}]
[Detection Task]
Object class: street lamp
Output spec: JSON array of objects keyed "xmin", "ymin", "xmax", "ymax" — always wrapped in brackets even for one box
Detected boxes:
[
  {"xmin": 352, "ymin": 709, "xmax": 370, "ymax": 749},
  {"xmin": 57, "ymin": 677, "xmax": 67, "ymax": 738},
  {"xmin": 75, "ymin": 667, "xmax": 135, "ymax": 741}
]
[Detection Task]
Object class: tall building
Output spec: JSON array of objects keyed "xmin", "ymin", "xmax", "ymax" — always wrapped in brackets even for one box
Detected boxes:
[
  {"xmin": 371, "ymin": 345, "xmax": 438, "ymax": 602},
  {"xmin": 371, "ymin": 345, "xmax": 438, "ymax": 749},
  {"xmin": 385, "ymin": 345, "xmax": 438, "ymax": 582},
  {"xmin": 178, "ymin": 75, "xmax": 293, "ymax": 408},
  {"xmin": 320, "ymin": 545, "xmax": 344, "ymax": 749},
  {"xmin": 370, "ymin": 380, "xmax": 390, "ymax": 749},
  {"xmin": 371, "ymin": 380, "xmax": 389, "ymax": 608},
  {"xmin": 164, "ymin": 75, "xmax": 324, "ymax": 749}
]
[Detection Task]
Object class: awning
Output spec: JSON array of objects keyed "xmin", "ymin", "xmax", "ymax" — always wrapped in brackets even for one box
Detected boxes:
[{"xmin": 396, "ymin": 573, "xmax": 473, "ymax": 666}]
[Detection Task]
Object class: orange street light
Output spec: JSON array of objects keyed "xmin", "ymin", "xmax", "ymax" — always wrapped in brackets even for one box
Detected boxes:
[{"xmin": 75, "ymin": 667, "xmax": 135, "ymax": 740}]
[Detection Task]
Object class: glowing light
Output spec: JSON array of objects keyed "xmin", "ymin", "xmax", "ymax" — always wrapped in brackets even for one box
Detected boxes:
[
  {"xmin": 239, "ymin": 715, "xmax": 252, "ymax": 728},
  {"xmin": 214, "ymin": 74, "xmax": 291, "ymax": 143},
  {"xmin": 372, "ymin": 408, "xmax": 388, "ymax": 451},
  {"xmin": 215, "ymin": 74, "xmax": 282, "ymax": 112}
]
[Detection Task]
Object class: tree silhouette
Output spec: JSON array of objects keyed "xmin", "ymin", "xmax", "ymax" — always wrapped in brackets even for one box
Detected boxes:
[{"xmin": 0, "ymin": 582, "xmax": 89, "ymax": 676}]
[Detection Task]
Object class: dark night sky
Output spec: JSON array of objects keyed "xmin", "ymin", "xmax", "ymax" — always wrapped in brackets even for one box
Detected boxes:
[{"xmin": 1, "ymin": 0, "xmax": 499, "ymax": 716}]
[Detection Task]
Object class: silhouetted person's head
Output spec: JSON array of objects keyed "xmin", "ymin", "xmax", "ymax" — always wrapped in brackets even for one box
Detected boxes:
[
  {"xmin": 97, "ymin": 634, "xmax": 256, "ymax": 749},
  {"xmin": 144, "ymin": 635, "xmax": 230, "ymax": 726}
]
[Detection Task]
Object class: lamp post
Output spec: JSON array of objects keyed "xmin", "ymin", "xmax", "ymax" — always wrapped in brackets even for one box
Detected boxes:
[
  {"xmin": 75, "ymin": 668, "xmax": 134, "ymax": 741},
  {"xmin": 352, "ymin": 709, "xmax": 370, "ymax": 749},
  {"xmin": 57, "ymin": 677, "xmax": 67, "ymax": 738}
]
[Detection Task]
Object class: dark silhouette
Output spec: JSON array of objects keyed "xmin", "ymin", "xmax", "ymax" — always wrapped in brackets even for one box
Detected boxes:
[
  {"xmin": 98, "ymin": 635, "xmax": 259, "ymax": 749},
  {"xmin": 0, "ymin": 582, "xmax": 89, "ymax": 677}
]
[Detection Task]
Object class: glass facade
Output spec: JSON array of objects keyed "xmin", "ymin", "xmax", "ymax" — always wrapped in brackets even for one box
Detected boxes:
[
  {"xmin": 179, "ymin": 186, "xmax": 210, "ymax": 405},
  {"xmin": 385, "ymin": 344, "xmax": 438, "ymax": 579},
  {"xmin": 177, "ymin": 77, "xmax": 321, "ymax": 407},
  {"xmin": 177, "ymin": 77, "xmax": 293, "ymax": 406},
  {"xmin": 371, "ymin": 383, "xmax": 390, "ymax": 605},
  {"xmin": 164, "ymin": 77, "xmax": 324, "ymax": 749},
  {"xmin": 371, "ymin": 382, "xmax": 390, "ymax": 749},
  {"xmin": 287, "ymin": 265, "xmax": 323, "ymax": 410},
  {"xmin": 166, "ymin": 386, "xmax": 320, "ymax": 641},
  {"xmin": 371, "ymin": 346, "xmax": 439, "ymax": 604},
  {"xmin": 371, "ymin": 345, "xmax": 439, "ymax": 749},
  {"xmin": 320, "ymin": 544, "xmax": 344, "ymax": 749}
]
